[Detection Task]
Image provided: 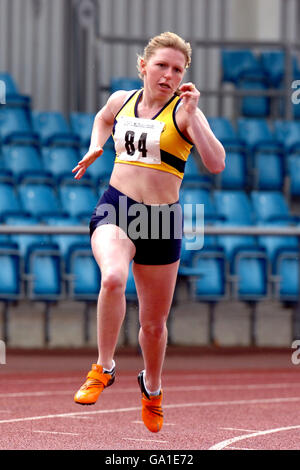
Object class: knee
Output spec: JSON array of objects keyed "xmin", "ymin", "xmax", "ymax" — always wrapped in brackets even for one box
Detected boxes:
[
  {"xmin": 140, "ymin": 320, "xmax": 167, "ymax": 340},
  {"xmin": 101, "ymin": 268, "xmax": 127, "ymax": 293}
]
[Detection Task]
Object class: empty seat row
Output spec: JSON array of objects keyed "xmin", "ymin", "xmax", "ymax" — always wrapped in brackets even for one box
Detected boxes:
[
  {"xmin": 221, "ymin": 49, "xmax": 300, "ymax": 118},
  {"xmin": 0, "ymin": 143, "xmax": 115, "ymax": 185},
  {"xmin": 0, "ymin": 73, "xmax": 141, "ymax": 147},
  {"xmin": 208, "ymin": 117, "xmax": 300, "ymax": 153},
  {"xmin": 0, "ymin": 105, "xmax": 99, "ymax": 147},
  {"xmin": 0, "ymin": 237, "xmax": 136, "ymax": 305},
  {"xmin": 179, "ymin": 236, "xmax": 299, "ymax": 304},
  {"xmin": 0, "ymin": 182, "xmax": 297, "ymax": 228},
  {"xmin": 207, "ymin": 118, "xmax": 300, "ymax": 193},
  {"xmin": 221, "ymin": 50, "xmax": 300, "ymax": 87},
  {"xmin": 180, "ymin": 188, "xmax": 300, "ymax": 226},
  {"xmin": 0, "ymin": 181, "xmax": 103, "ymax": 221},
  {"xmin": 0, "ymin": 227, "xmax": 297, "ymax": 308}
]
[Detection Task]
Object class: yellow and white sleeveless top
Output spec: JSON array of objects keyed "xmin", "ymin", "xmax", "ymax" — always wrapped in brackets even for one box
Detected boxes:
[{"xmin": 113, "ymin": 89, "xmax": 193, "ymax": 179}]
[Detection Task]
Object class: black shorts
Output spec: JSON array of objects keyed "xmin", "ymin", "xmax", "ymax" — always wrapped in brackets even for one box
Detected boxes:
[{"xmin": 89, "ymin": 185, "xmax": 183, "ymax": 265}]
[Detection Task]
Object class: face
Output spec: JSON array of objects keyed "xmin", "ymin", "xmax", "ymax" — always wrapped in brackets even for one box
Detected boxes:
[{"xmin": 140, "ymin": 47, "xmax": 186, "ymax": 98}]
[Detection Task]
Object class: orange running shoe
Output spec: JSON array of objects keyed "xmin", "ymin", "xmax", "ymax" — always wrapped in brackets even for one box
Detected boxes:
[
  {"xmin": 137, "ymin": 370, "xmax": 163, "ymax": 433},
  {"xmin": 74, "ymin": 363, "xmax": 115, "ymax": 405}
]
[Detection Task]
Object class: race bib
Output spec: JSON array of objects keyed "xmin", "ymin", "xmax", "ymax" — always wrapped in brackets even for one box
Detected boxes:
[{"xmin": 114, "ymin": 116, "xmax": 165, "ymax": 165}]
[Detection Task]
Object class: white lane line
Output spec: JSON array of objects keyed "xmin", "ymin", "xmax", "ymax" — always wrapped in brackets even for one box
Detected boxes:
[
  {"xmin": 0, "ymin": 396, "xmax": 300, "ymax": 426},
  {"xmin": 123, "ymin": 438, "xmax": 168, "ymax": 444},
  {"xmin": 33, "ymin": 430, "xmax": 79, "ymax": 436},
  {"xmin": 132, "ymin": 420, "xmax": 176, "ymax": 426},
  {"xmin": 0, "ymin": 391, "xmax": 72, "ymax": 398},
  {"xmin": 209, "ymin": 424, "xmax": 300, "ymax": 450},
  {"xmin": 1, "ymin": 382, "xmax": 300, "ymax": 398},
  {"xmin": 227, "ymin": 447, "xmax": 255, "ymax": 450},
  {"xmin": 59, "ymin": 416, "xmax": 94, "ymax": 420},
  {"xmin": 221, "ymin": 427, "xmax": 261, "ymax": 433},
  {"xmin": 3, "ymin": 371, "xmax": 298, "ymax": 385}
]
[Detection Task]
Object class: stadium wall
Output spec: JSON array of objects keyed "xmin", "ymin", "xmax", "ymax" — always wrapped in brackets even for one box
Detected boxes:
[{"xmin": 1, "ymin": 0, "xmax": 299, "ymax": 115}]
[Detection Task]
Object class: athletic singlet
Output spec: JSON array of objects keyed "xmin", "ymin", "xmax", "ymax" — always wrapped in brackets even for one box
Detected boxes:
[{"xmin": 112, "ymin": 89, "xmax": 193, "ymax": 179}]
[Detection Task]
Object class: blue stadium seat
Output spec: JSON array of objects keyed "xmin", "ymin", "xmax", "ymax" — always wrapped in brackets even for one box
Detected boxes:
[
  {"xmin": 231, "ymin": 245, "xmax": 269, "ymax": 301},
  {"xmin": 69, "ymin": 112, "xmax": 95, "ymax": 147},
  {"xmin": 42, "ymin": 215, "xmax": 90, "ymax": 259},
  {"xmin": 183, "ymin": 247, "xmax": 227, "ymax": 301},
  {"xmin": 273, "ymin": 246, "xmax": 299, "ymax": 302},
  {"xmin": 182, "ymin": 245, "xmax": 228, "ymax": 344},
  {"xmin": 0, "ymin": 106, "xmax": 38, "ymax": 144},
  {"xmin": 221, "ymin": 50, "xmax": 263, "ymax": 84},
  {"xmin": 4, "ymin": 214, "xmax": 51, "ymax": 259},
  {"xmin": 180, "ymin": 187, "xmax": 220, "ymax": 224},
  {"xmin": 207, "ymin": 117, "xmax": 243, "ymax": 150},
  {"xmin": 59, "ymin": 181, "xmax": 98, "ymax": 220},
  {"xmin": 41, "ymin": 145, "xmax": 80, "ymax": 183},
  {"xmin": 25, "ymin": 242, "xmax": 62, "ymax": 299},
  {"xmin": 252, "ymin": 150, "xmax": 284, "ymax": 190},
  {"xmin": 286, "ymin": 152, "xmax": 300, "ymax": 196},
  {"xmin": 1, "ymin": 144, "xmax": 50, "ymax": 183},
  {"xmin": 0, "ymin": 241, "xmax": 22, "ymax": 300},
  {"xmin": 260, "ymin": 51, "xmax": 300, "ymax": 87},
  {"xmin": 0, "ymin": 72, "xmax": 19, "ymax": 95},
  {"xmin": 66, "ymin": 243, "xmax": 100, "ymax": 300},
  {"xmin": 256, "ymin": 221, "xmax": 298, "ymax": 273},
  {"xmin": 0, "ymin": 240, "xmax": 22, "ymax": 342},
  {"xmin": 250, "ymin": 190, "xmax": 295, "ymax": 223},
  {"xmin": 110, "ymin": 77, "xmax": 142, "ymax": 92},
  {"xmin": 180, "ymin": 225, "xmax": 219, "ymax": 278},
  {"xmin": 236, "ymin": 74, "xmax": 270, "ymax": 118},
  {"xmin": 0, "ymin": 182, "xmax": 24, "ymax": 218},
  {"xmin": 0, "ymin": 72, "xmax": 31, "ymax": 106},
  {"xmin": 221, "ymin": 50, "xmax": 270, "ymax": 117},
  {"xmin": 207, "ymin": 118, "xmax": 248, "ymax": 189},
  {"xmin": 65, "ymin": 242, "xmax": 100, "ymax": 342},
  {"xmin": 213, "ymin": 190, "xmax": 254, "ymax": 225},
  {"xmin": 32, "ymin": 111, "xmax": 78, "ymax": 146},
  {"xmin": 25, "ymin": 241, "xmax": 63, "ymax": 344},
  {"xmin": 273, "ymin": 120, "xmax": 300, "ymax": 153},
  {"xmin": 216, "ymin": 149, "xmax": 248, "ymax": 189},
  {"xmin": 0, "ymin": 152, "xmax": 14, "ymax": 184},
  {"xmin": 18, "ymin": 182, "xmax": 63, "ymax": 218},
  {"xmin": 230, "ymin": 243, "xmax": 269, "ymax": 345},
  {"xmin": 215, "ymin": 221, "xmax": 257, "ymax": 272},
  {"xmin": 237, "ymin": 118, "xmax": 280, "ymax": 152}
]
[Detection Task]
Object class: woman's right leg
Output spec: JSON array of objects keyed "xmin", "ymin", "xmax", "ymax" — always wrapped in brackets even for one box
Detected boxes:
[
  {"xmin": 91, "ymin": 224, "xmax": 136, "ymax": 371},
  {"xmin": 74, "ymin": 223, "xmax": 135, "ymax": 405}
]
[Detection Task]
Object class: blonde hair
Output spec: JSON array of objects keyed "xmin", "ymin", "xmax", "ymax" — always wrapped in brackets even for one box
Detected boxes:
[{"xmin": 137, "ymin": 32, "xmax": 192, "ymax": 79}]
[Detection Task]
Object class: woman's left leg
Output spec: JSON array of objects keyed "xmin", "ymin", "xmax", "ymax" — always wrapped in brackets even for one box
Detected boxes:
[{"xmin": 133, "ymin": 260, "xmax": 180, "ymax": 393}]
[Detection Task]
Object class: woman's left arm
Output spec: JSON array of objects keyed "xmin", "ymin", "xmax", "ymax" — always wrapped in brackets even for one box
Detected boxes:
[{"xmin": 178, "ymin": 83, "xmax": 226, "ymax": 174}]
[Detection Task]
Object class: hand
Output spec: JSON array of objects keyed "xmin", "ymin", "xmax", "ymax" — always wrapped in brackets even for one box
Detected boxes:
[
  {"xmin": 178, "ymin": 82, "xmax": 200, "ymax": 115},
  {"xmin": 72, "ymin": 146, "xmax": 103, "ymax": 179}
]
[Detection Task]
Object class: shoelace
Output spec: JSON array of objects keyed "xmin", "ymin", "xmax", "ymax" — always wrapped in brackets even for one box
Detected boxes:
[
  {"xmin": 144, "ymin": 397, "xmax": 163, "ymax": 417},
  {"xmin": 80, "ymin": 378, "xmax": 104, "ymax": 390}
]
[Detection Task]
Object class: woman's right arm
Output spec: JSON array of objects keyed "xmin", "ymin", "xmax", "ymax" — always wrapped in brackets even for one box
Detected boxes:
[{"xmin": 72, "ymin": 91, "xmax": 128, "ymax": 180}]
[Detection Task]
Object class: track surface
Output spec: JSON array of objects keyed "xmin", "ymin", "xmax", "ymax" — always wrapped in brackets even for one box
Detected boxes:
[{"xmin": 1, "ymin": 348, "xmax": 300, "ymax": 451}]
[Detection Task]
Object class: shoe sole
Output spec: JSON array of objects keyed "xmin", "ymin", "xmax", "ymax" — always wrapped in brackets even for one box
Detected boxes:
[
  {"xmin": 74, "ymin": 375, "xmax": 115, "ymax": 406},
  {"xmin": 74, "ymin": 401, "xmax": 96, "ymax": 406}
]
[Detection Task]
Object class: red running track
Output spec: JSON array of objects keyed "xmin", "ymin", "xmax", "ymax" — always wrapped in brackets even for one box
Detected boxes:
[{"xmin": 1, "ymin": 347, "xmax": 300, "ymax": 451}]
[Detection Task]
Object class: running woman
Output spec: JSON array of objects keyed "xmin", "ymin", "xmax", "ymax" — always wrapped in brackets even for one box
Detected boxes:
[{"xmin": 72, "ymin": 32, "xmax": 225, "ymax": 433}]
